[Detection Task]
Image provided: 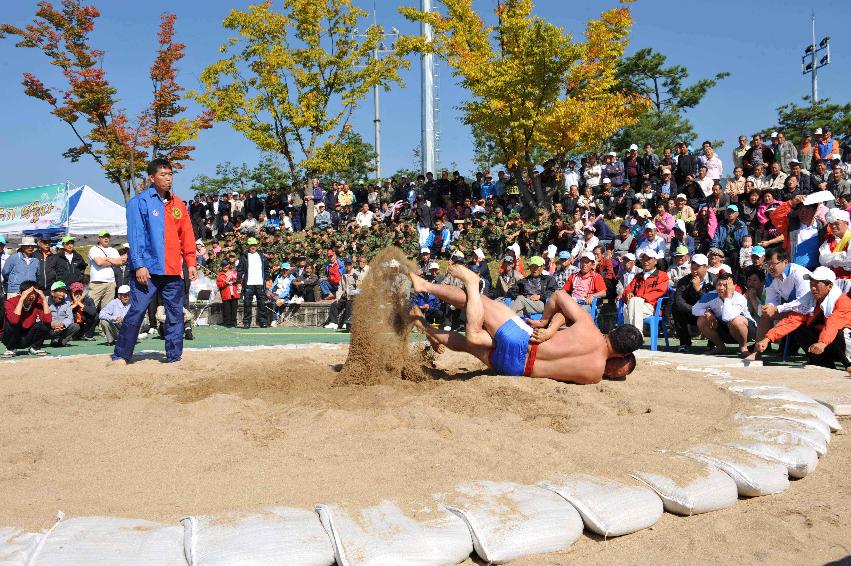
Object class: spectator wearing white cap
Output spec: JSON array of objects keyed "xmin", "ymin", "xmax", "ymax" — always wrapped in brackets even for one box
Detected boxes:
[
  {"xmin": 670, "ymin": 218, "xmax": 695, "ymax": 258},
  {"xmin": 755, "ymin": 266, "xmax": 851, "ymax": 373},
  {"xmin": 620, "ymin": 248, "xmax": 670, "ymax": 337},
  {"xmin": 624, "ymin": 144, "xmax": 641, "ymax": 189},
  {"xmin": 602, "ymin": 151, "xmax": 625, "ymax": 187},
  {"xmin": 570, "ymin": 224, "xmax": 599, "ymax": 260},
  {"xmin": 561, "ymin": 251, "xmax": 606, "ymax": 316},
  {"xmin": 468, "ymin": 248, "xmax": 492, "ymax": 294},
  {"xmin": 99, "ymin": 285, "xmax": 149, "ymax": 345},
  {"xmin": 2, "ymin": 237, "xmax": 40, "ymax": 296},
  {"xmin": 657, "ymin": 167, "xmax": 675, "ymax": 199},
  {"xmin": 635, "ymin": 222, "xmax": 666, "ymax": 261},
  {"xmin": 692, "ymin": 271, "xmax": 756, "ymax": 356},
  {"xmin": 615, "ymin": 252, "xmax": 639, "ymax": 297},
  {"xmin": 671, "ymin": 253, "xmax": 715, "ymax": 352},
  {"xmin": 819, "ymin": 208, "xmax": 851, "ymax": 279},
  {"xmin": 418, "ymin": 247, "xmax": 432, "ymax": 273},
  {"xmin": 770, "ymin": 191, "xmax": 831, "ymax": 272}
]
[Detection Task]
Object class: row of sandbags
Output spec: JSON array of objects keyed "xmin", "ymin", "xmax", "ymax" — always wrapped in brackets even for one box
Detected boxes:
[{"xmin": 1, "ymin": 381, "xmax": 841, "ymax": 566}]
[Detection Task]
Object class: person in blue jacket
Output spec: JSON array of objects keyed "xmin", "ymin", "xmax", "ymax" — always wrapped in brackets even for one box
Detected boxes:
[
  {"xmin": 110, "ymin": 158, "xmax": 197, "ymax": 365},
  {"xmin": 710, "ymin": 204, "xmax": 750, "ymax": 277},
  {"xmin": 425, "ymin": 218, "xmax": 452, "ymax": 258}
]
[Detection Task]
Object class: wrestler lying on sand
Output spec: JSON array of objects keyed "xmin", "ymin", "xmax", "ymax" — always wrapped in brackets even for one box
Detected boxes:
[{"xmin": 409, "ymin": 264, "xmax": 643, "ymax": 384}]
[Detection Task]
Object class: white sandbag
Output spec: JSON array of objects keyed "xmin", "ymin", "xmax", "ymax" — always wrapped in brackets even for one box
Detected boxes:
[
  {"xmin": 731, "ymin": 386, "xmax": 820, "ymax": 406},
  {"xmin": 33, "ymin": 516, "xmax": 185, "ymax": 566},
  {"xmin": 315, "ymin": 501, "xmax": 472, "ymax": 566},
  {"xmin": 737, "ymin": 422, "xmax": 828, "ymax": 457},
  {"xmin": 631, "ymin": 456, "xmax": 738, "ymax": 516},
  {"xmin": 726, "ymin": 441, "xmax": 818, "ymax": 479},
  {"xmin": 540, "ymin": 474, "xmax": 663, "ymax": 537},
  {"xmin": 181, "ymin": 507, "xmax": 334, "ymax": 566},
  {"xmin": 771, "ymin": 402, "xmax": 842, "ymax": 432},
  {"xmin": 680, "ymin": 445, "xmax": 789, "ymax": 497},
  {"xmin": 441, "ymin": 481, "xmax": 583, "ymax": 564},
  {"xmin": 0, "ymin": 527, "xmax": 41, "ymax": 566},
  {"xmin": 735, "ymin": 413, "xmax": 832, "ymax": 444}
]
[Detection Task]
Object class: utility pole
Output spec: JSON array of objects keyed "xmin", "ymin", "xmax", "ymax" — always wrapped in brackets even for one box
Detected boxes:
[
  {"xmin": 801, "ymin": 12, "xmax": 830, "ymax": 104},
  {"xmin": 352, "ymin": 9, "xmax": 398, "ymax": 181},
  {"xmin": 421, "ymin": 0, "xmax": 437, "ymax": 176}
]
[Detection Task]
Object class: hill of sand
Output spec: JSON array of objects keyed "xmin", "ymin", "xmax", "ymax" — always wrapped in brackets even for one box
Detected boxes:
[{"xmin": 1, "ymin": 345, "xmax": 848, "ymax": 564}]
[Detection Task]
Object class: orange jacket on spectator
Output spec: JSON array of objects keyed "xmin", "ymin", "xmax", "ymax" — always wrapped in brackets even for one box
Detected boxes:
[
  {"xmin": 814, "ymin": 139, "xmax": 840, "ymax": 163},
  {"xmin": 766, "ymin": 292, "xmax": 851, "ymax": 346},
  {"xmin": 620, "ymin": 269, "xmax": 669, "ymax": 308},
  {"xmin": 216, "ymin": 269, "xmax": 241, "ymax": 301}
]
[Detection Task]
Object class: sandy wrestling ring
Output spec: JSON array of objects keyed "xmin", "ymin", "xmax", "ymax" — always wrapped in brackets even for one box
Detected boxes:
[{"xmin": 1, "ymin": 344, "xmax": 849, "ymax": 564}]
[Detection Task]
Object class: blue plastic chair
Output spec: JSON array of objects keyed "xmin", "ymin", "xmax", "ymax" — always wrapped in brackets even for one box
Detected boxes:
[{"xmin": 617, "ymin": 292, "xmax": 671, "ymax": 351}]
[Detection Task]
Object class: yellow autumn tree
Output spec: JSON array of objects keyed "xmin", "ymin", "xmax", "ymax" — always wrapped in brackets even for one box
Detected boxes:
[
  {"xmin": 398, "ymin": 0, "xmax": 648, "ymax": 209},
  {"xmin": 194, "ymin": 0, "xmax": 408, "ymax": 182}
]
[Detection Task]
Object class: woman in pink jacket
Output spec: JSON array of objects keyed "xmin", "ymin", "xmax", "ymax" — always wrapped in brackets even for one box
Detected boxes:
[{"xmin": 653, "ymin": 203, "xmax": 676, "ymax": 243}]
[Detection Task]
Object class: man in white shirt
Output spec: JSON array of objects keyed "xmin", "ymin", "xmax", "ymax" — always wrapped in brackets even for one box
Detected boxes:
[
  {"xmin": 696, "ymin": 165, "xmax": 714, "ymax": 197},
  {"xmin": 236, "ymin": 236, "xmax": 272, "ymax": 328},
  {"xmin": 87, "ymin": 229, "xmax": 124, "ymax": 313},
  {"xmin": 744, "ymin": 248, "xmax": 811, "ymax": 361},
  {"xmin": 562, "ymin": 160, "xmax": 580, "ymax": 192},
  {"xmin": 698, "ymin": 144, "xmax": 723, "ymax": 181},
  {"xmin": 355, "ymin": 203, "xmax": 375, "ymax": 228},
  {"xmin": 693, "ymin": 272, "xmax": 755, "ymax": 356}
]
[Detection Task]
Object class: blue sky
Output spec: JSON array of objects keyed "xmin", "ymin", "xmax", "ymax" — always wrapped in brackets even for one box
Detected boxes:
[{"xmin": 1, "ymin": 0, "xmax": 848, "ymax": 203}]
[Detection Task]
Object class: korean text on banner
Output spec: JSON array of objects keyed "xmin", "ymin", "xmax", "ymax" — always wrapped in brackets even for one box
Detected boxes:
[{"xmin": 0, "ymin": 183, "xmax": 69, "ymax": 233}]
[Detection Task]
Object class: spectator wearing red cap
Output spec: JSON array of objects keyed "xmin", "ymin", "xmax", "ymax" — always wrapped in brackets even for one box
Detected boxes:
[
  {"xmin": 320, "ymin": 248, "xmax": 346, "ymax": 299},
  {"xmin": 68, "ymin": 281, "xmax": 97, "ymax": 340}
]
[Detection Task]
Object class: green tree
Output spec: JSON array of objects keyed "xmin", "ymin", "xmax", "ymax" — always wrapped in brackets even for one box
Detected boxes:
[
  {"xmin": 398, "ymin": 0, "xmax": 647, "ymax": 211},
  {"xmin": 190, "ymin": 161, "xmax": 251, "ymax": 195},
  {"xmin": 613, "ymin": 47, "xmax": 728, "ymax": 150},
  {"xmin": 193, "ymin": 0, "xmax": 408, "ymax": 183},
  {"xmin": 312, "ymin": 130, "xmax": 376, "ymax": 183},
  {"xmin": 2, "ymin": 3, "xmax": 210, "ymax": 203},
  {"xmin": 250, "ymin": 154, "xmax": 292, "ymax": 190},
  {"xmin": 760, "ymin": 97, "xmax": 851, "ymax": 146}
]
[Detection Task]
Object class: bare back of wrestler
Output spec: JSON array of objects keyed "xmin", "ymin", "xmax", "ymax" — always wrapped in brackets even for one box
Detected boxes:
[{"xmin": 409, "ymin": 264, "xmax": 643, "ymax": 384}]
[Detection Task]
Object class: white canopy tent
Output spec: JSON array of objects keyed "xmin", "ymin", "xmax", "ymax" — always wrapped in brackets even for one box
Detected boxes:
[{"xmin": 67, "ymin": 185, "xmax": 127, "ymax": 236}]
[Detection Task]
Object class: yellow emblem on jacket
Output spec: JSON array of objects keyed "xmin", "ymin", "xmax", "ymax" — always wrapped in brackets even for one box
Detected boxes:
[{"xmin": 171, "ymin": 207, "xmax": 182, "ymax": 219}]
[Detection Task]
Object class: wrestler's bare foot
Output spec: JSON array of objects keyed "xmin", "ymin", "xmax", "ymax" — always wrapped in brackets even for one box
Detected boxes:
[
  {"xmin": 108, "ymin": 358, "xmax": 127, "ymax": 367},
  {"xmin": 447, "ymin": 263, "xmax": 479, "ymax": 287},
  {"xmin": 408, "ymin": 271, "xmax": 428, "ymax": 294},
  {"xmin": 530, "ymin": 326, "xmax": 557, "ymax": 344}
]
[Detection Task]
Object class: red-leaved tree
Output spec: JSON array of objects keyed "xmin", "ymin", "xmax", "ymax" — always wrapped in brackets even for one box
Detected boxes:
[{"xmin": 1, "ymin": 1, "xmax": 211, "ymax": 202}]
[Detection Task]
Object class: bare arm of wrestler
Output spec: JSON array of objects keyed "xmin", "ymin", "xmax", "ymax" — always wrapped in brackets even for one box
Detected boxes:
[{"xmin": 530, "ymin": 290, "xmax": 593, "ymax": 344}]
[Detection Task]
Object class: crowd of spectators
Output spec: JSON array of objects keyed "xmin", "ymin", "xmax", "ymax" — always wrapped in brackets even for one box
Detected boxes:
[{"xmin": 2, "ymin": 125, "xmax": 851, "ymax": 368}]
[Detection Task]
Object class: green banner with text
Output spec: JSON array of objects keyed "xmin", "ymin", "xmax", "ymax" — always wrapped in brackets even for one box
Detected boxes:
[{"xmin": 0, "ymin": 183, "xmax": 69, "ymax": 234}]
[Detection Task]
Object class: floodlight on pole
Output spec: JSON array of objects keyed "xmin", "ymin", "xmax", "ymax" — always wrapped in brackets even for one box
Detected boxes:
[{"xmin": 801, "ymin": 12, "xmax": 830, "ymax": 104}]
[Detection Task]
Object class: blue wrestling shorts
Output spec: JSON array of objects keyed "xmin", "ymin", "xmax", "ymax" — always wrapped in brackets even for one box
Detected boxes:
[{"xmin": 490, "ymin": 316, "xmax": 533, "ymax": 376}]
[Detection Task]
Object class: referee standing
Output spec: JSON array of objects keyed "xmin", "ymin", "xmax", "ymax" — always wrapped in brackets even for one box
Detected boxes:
[{"xmin": 110, "ymin": 158, "xmax": 197, "ymax": 365}]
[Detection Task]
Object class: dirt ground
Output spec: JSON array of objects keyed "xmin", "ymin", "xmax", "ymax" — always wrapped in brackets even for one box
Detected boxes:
[{"xmin": 0, "ymin": 345, "xmax": 848, "ymax": 564}]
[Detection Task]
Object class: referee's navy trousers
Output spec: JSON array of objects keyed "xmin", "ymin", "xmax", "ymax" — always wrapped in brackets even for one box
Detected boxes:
[{"xmin": 112, "ymin": 274, "xmax": 185, "ymax": 363}]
